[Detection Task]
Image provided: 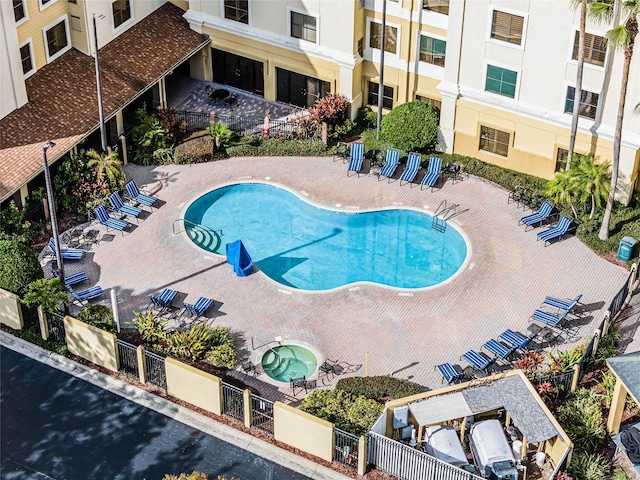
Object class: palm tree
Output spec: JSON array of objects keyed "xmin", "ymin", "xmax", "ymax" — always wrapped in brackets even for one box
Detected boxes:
[
  {"xmin": 547, "ymin": 168, "xmax": 579, "ymax": 218},
  {"xmin": 573, "ymin": 154, "xmax": 611, "ymax": 218},
  {"xmin": 568, "ymin": 0, "xmax": 588, "ymax": 170},
  {"xmin": 590, "ymin": 0, "xmax": 639, "ymax": 239},
  {"xmin": 86, "ymin": 148, "xmax": 124, "ymax": 187}
]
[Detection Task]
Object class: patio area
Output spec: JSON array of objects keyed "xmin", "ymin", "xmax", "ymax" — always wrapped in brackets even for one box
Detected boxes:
[{"xmin": 56, "ymin": 155, "xmax": 630, "ymax": 396}]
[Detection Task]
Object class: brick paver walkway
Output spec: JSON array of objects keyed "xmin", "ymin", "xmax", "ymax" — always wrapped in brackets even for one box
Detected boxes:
[{"xmin": 63, "ymin": 156, "xmax": 630, "ymax": 393}]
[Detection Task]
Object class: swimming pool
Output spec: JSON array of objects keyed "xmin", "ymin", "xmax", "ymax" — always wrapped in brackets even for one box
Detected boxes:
[{"xmin": 184, "ymin": 183, "xmax": 469, "ymax": 290}]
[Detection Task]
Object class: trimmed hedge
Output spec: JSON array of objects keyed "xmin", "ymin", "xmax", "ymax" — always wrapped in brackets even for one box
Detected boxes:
[
  {"xmin": 174, "ymin": 131, "xmax": 214, "ymax": 164},
  {"xmin": 226, "ymin": 136, "xmax": 328, "ymax": 157},
  {"xmin": 0, "ymin": 240, "xmax": 44, "ymax": 297},
  {"xmin": 77, "ymin": 305, "xmax": 116, "ymax": 333},
  {"xmin": 336, "ymin": 375, "xmax": 424, "ymax": 402}
]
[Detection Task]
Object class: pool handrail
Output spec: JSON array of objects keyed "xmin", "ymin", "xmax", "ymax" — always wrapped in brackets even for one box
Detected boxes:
[{"xmin": 172, "ymin": 218, "xmax": 222, "ymax": 237}]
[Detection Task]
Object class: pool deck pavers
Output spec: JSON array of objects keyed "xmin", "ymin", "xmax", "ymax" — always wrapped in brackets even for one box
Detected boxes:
[{"xmin": 62, "ymin": 156, "xmax": 631, "ymax": 396}]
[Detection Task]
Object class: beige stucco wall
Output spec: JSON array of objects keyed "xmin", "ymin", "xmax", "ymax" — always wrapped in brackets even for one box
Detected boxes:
[
  {"xmin": 165, "ymin": 357, "xmax": 223, "ymax": 415},
  {"xmin": 64, "ymin": 315, "xmax": 118, "ymax": 371},
  {"xmin": 274, "ymin": 401, "xmax": 334, "ymax": 462},
  {"xmin": 0, "ymin": 288, "xmax": 24, "ymax": 329}
]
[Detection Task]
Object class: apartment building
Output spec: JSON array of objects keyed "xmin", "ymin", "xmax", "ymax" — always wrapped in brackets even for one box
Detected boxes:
[{"xmin": 183, "ymin": 0, "xmax": 639, "ymax": 203}]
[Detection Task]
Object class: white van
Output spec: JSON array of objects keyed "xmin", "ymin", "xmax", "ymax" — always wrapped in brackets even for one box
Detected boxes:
[
  {"xmin": 469, "ymin": 419, "xmax": 519, "ymax": 479},
  {"xmin": 424, "ymin": 425, "xmax": 470, "ymax": 469}
]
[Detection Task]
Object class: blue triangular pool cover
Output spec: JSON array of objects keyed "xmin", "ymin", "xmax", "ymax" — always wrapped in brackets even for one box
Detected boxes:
[{"xmin": 226, "ymin": 240, "xmax": 253, "ymax": 276}]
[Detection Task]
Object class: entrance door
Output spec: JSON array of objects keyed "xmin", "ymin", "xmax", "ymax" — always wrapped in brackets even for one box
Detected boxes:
[
  {"xmin": 212, "ymin": 49, "xmax": 264, "ymax": 96},
  {"xmin": 276, "ymin": 68, "xmax": 330, "ymax": 108}
]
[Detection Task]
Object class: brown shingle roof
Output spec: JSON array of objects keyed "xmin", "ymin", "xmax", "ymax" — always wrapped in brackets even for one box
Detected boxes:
[{"xmin": 0, "ymin": 2, "xmax": 209, "ymax": 201}]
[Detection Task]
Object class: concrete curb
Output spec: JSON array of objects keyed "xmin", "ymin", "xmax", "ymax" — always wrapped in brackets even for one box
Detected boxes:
[{"xmin": 0, "ymin": 331, "xmax": 352, "ymax": 480}]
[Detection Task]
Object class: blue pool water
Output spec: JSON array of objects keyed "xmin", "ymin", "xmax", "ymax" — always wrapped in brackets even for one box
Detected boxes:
[
  {"xmin": 261, "ymin": 345, "xmax": 318, "ymax": 383},
  {"xmin": 184, "ymin": 183, "xmax": 468, "ymax": 290}
]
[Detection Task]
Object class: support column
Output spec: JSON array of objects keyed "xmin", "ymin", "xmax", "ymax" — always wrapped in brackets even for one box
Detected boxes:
[
  {"xmin": 137, "ymin": 345, "xmax": 147, "ymax": 384},
  {"xmin": 38, "ymin": 306, "xmax": 48, "ymax": 340},
  {"xmin": 158, "ymin": 77, "xmax": 167, "ymax": 109},
  {"xmin": 244, "ymin": 389, "xmax": 252, "ymax": 428},
  {"xmin": 357, "ymin": 435, "xmax": 367, "ymax": 476},
  {"xmin": 607, "ymin": 379, "xmax": 628, "ymax": 434},
  {"xmin": 19, "ymin": 185, "xmax": 29, "ymax": 208}
]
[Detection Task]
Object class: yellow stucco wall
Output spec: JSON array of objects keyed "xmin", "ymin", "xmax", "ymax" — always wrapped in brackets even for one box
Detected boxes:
[
  {"xmin": 0, "ymin": 288, "xmax": 24, "ymax": 329},
  {"xmin": 274, "ymin": 401, "xmax": 334, "ymax": 462},
  {"xmin": 165, "ymin": 357, "xmax": 223, "ymax": 415},
  {"xmin": 64, "ymin": 315, "xmax": 118, "ymax": 371}
]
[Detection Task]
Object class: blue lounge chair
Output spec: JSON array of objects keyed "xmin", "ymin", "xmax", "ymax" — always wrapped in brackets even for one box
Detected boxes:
[
  {"xmin": 482, "ymin": 339, "xmax": 517, "ymax": 361},
  {"xmin": 436, "ymin": 363, "xmax": 465, "ymax": 384},
  {"xmin": 347, "ymin": 143, "xmax": 364, "ymax": 176},
  {"xmin": 519, "ymin": 201, "xmax": 555, "ymax": 230},
  {"xmin": 149, "ymin": 288, "xmax": 178, "ymax": 311},
  {"xmin": 461, "ymin": 349, "xmax": 496, "ymax": 375},
  {"xmin": 184, "ymin": 296, "xmax": 214, "ymax": 318},
  {"xmin": 537, "ymin": 216, "xmax": 573, "ymax": 246},
  {"xmin": 48, "ymin": 238, "xmax": 84, "ymax": 261},
  {"xmin": 109, "ymin": 192, "xmax": 142, "ymax": 222},
  {"xmin": 541, "ymin": 294, "xmax": 582, "ymax": 314},
  {"xmin": 378, "ymin": 148, "xmax": 400, "ymax": 181},
  {"xmin": 52, "ymin": 269, "xmax": 88, "ymax": 287},
  {"xmin": 499, "ymin": 329, "xmax": 537, "ymax": 351},
  {"xmin": 125, "ymin": 180, "xmax": 157, "ymax": 209},
  {"xmin": 530, "ymin": 308, "xmax": 568, "ymax": 328},
  {"xmin": 94, "ymin": 205, "xmax": 129, "ymax": 234},
  {"xmin": 420, "ymin": 156, "xmax": 443, "ymax": 191},
  {"xmin": 399, "ymin": 152, "xmax": 422, "ymax": 186},
  {"xmin": 69, "ymin": 285, "xmax": 104, "ymax": 304}
]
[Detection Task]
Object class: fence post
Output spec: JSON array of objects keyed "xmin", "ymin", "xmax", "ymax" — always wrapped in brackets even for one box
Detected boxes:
[
  {"xmin": 244, "ymin": 389, "xmax": 252, "ymax": 428},
  {"xmin": 571, "ymin": 364, "xmax": 580, "ymax": 392},
  {"xmin": 602, "ymin": 311, "xmax": 610, "ymax": 338},
  {"xmin": 37, "ymin": 306, "xmax": 49, "ymax": 340},
  {"xmin": 119, "ymin": 135, "xmax": 128, "ymax": 165},
  {"xmin": 357, "ymin": 435, "xmax": 367, "ymax": 477},
  {"xmin": 592, "ymin": 329, "xmax": 602, "ymax": 359},
  {"xmin": 209, "ymin": 111, "xmax": 216, "ymax": 125},
  {"xmin": 321, "ymin": 122, "xmax": 327, "ymax": 145},
  {"xmin": 137, "ymin": 345, "xmax": 147, "ymax": 384}
]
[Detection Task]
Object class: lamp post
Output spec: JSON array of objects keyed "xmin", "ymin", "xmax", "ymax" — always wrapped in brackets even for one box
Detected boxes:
[
  {"xmin": 42, "ymin": 141, "xmax": 65, "ymax": 288},
  {"xmin": 93, "ymin": 13, "xmax": 107, "ymax": 152},
  {"xmin": 376, "ymin": 0, "xmax": 387, "ymax": 137}
]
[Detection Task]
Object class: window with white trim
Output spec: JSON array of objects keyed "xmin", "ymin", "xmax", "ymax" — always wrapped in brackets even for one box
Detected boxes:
[
  {"xmin": 368, "ymin": 81, "xmax": 394, "ymax": 109},
  {"xmin": 19, "ymin": 41, "xmax": 34, "ymax": 76},
  {"xmin": 225, "ymin": 0, "xmax": 248, "ymax": 24},
  {"xmin": 479, "ymin": 126, "xmax": 510, "ymax": 157},
  {"xmin": 572, "ymin": 31, "xmax": 607, "ymax": 67},
  {"xmin": 491, "ymin": 11, "xmax": 524, "ymax": 45},
  {"xmin": 291, "ymin": 11, "xmax": 316, "ymax": 43},
  {"xmin": 369, "ymin": 22, "xmax": 397, "ymax": 54},
  {"xmin": 44, "ymin": 18, "xmax": 70, "ymax": 61},
  {"xmin": 419, "ymin": 35, "xmax": 446, "ymax": 67},
  {"xmin": 39, "ymin": 0, "xmax": 55, "ymax": 10},
  {"xmin": 112, "ymin": 0, "xmax": 132, "ymax": 29},
  {"xmin": 13, "ymin": 1, "xmax": 26, "ymax": 23},
  {"xmin": 565, "ymin": 86, "xmax": 599, "ymax": 119},
  {"xmin": 485, "ymin": 65, "xmax": 517, "ymax": 98},
  {"xmin": 423, "ymin": 0, "xmax": 449, "ymax": 15}
]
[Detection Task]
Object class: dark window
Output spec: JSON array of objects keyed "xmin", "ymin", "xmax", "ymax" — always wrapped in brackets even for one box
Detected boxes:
[
  {"xmin": 291, "ymin": 11, "xmax": 316, "ymax": 43},
  {"xmin": 112, "ymin": 0, "xmax": 131, "ymax": 29},
  {"xmin": 13, "ymin": 1, "xmax": 26, "ymax": 22},
  {"xmin": 276, "ymin": 68, "xmax": 330, "ymax": 108},
  {"xmin": 485, "ymin": 65, "xmax": 517, "ymax": 98},
  {"xmin": 41, "ymin": 0, "xmax": 53, "ymax": 6},
  {"xmin": 556, "ymin": 148, "xmax": 569, "ymax": 172},
  {"xmin": 415, "ymin": 95, "xmax": 441, "ymax": 119},
  {"xmin": 419, "ymin": 36, "xmax": 446, "ymax": 67},
  {"xmin": 212, "ymin": 49, "xmax": 264, "ymax": 96},
  {"xmin": 423, "ymin": 0, "xmax": 449, "ymax": 15},
  {"xmin": 357, "ymin": 37, "xmax": 363, "ymax": 57},
  {"xmin": 370, "ymin": 22, "xmax": 397, "ymax": 54},
  {"xmin": 572, "ymin": 31, "xmax": 607, "ymax": 66},
  {"xmin": 20, "ymin": 43, "xmax": 32, "ymax": 74},
  {"xmin": 45, "ymin": 20, "xmax": 68, "ymax": 58},
  {"xmin": 367, "ymin": 81, "xmax": 394, "ymax": 109},
  {"xmin": 224, "ymin": 0, "xmax": 248, "ymax": 24},
  {"xmin": 479, "ymin": 125, "xmax": 510, "ymax": 157},
  {"xmin": 491, "ymin": 11, "xmax": 524, "ymax": 45},
  {"xmin": 565, "ymin": 86, "xmax": 599, "ymax": 119}
]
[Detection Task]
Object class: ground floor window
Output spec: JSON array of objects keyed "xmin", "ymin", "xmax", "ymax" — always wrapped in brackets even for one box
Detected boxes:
[
  {"xmin": 212, "ymin": 49, "xmax": 264, "ymax": 96},
  {"xmin": 479, "ymin": 125, "xmax": 509, "ymax": 157},
  {"xmin": 276, "ymin": 68, "xmax": 330, "ymax": 108},
  {"xmin": 368, "ymin": 81, "xmax": 394, "ymax": 109}
]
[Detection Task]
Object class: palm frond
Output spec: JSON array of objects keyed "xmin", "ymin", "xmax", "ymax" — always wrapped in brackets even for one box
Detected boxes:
[
  {"xmin": 605, "ymin": 24, "xmax": 630, "ymax": 49},
  {"xmin": 589, "ymin": 1, "xmax": 616, "ymax": 23}
]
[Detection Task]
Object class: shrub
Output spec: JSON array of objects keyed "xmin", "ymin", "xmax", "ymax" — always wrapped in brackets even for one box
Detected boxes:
[
  {"xmin": 166, "ymin": 323, "xmax": 217, "ymax": 361},
  {"xmin": 336, "ymin": 376, "xmax": 423, "ymax": 402},
  {"xmin": 174, "ymin": 132, "xmax": 214, "ymax": 164},
  {"xmin": 0, "ymin": 240, "xmax": 44, "ymax": 296},
  {"xmin": 299, "ymin": 388, "xmax": 383, "ymax": 436},
  {"xmin": 53, "ymin": 150, "xmax": 111, "ymax": 215},
  {"xmin": 359, "ymin": 129, "xmax": 393, "ymax": 155},
  {"xmin": 77, "ymin": 305, "xmax": 116, "ymax": 333},
  {"xmin": 356, "ymin": 106, "xmax": 377, "ymax": 129},
  {"xmin": 592, "ymin": 323, "xmax": 620, "ymax": 366},
  {"xmin": 556, "ymin": 388, "xmax": 606, "ymax": 452},
  {"xmin": 163, "ymin": 472, "xmax": 209, "ymax": 480},
  {"xmin": 567, "ymin": 452, "xmax": 611, "ymax": 480},
  {"xmin": 380, "ymin": 101, "xmax": 438, "ymax": 152},
  {"xmin": 208, "ymin": 326, "xmax": 234, "ymax": 348},
  {"xmin": 132, "ymin": 310, "xmax": 167, "ymax": 345},
  {"xmin": 611, "ymin": 466, "xmax": 632, "ymax": 480},
  {"xmin": 545, "ymin": 343, "xmax": 586, "ymax": 373},
  {"xmin": 207, "ymin": 122, "xmax": 235, "ymax": 151},
  {"xmin": 0, "ymin": 200, "xmax": 32, "ymax": 243},
  {"xmin": 207, "ymin": 344, "xmax": 236, "ymax": 369},
  {"xmin": 23, "ymin": 278, "xmax": 68, "ymax": 313},
  {"xmin": 226, "ymin": 137, "xmax": 328, "ymax": 157}
]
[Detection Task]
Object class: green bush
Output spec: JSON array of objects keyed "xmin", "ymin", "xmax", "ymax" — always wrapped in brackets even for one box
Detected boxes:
[
  {"xmin": 611, "ymin": 466, "xmax": 632, "ymax": 480},
  {"xmin": 592, "ymin": 323, "xmax": 620, "ymax": 366},
  {"xmin": 6, "ymin": 325, "xmax": 69, "ymax": 357},
  {"xmin": 132, "ymin": 310, "xmax": 167, "ymax": 344},
  {"xmin": 226, "ymin": 137, "xmax": 328, "ymax": 157},
  {"xmin": 77, "ymin": 305, "xmax": 116, "ymax": 333},
  {"xmin": 207, "ymin": 344, "xmax": 236, "ymax": 369},
  {"xmin": 174, "ymin": 132, "xmax": 214, "ymax": 164},
  {"xmin": 567, "ymin": 452, "xmax": 611, "ymax": 480},
  {"xmin": 360, "ymin": 129, "xmax": 393, "ymax": 155},
  {"xmin": 556, "ymin": 388, "xmax": 606, "ymax": 452},
  {"xmin": 23, "ymin": 278, "xmax": 68, "ymax": 313},
  {"xmin": 356, "ymin": 106, "xmax": 378, "ymax": 129},
  {"xmin": 0, "ymin": 240, "xmax": 44, "ymax": 297},
  {"xmin": 336, "ymin": 376, "xmax": 423, "ymax": 402},
  {"xmin": 299, "ymin": 388, "xmax": 383, "ymax": 436},
  {"xmin": 380, "ymin": 101, "xmax": 438, "ymax": 152},
  {"xmin": 0, "ymin": 200, "xmax": 32, "ymax": 243}
]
